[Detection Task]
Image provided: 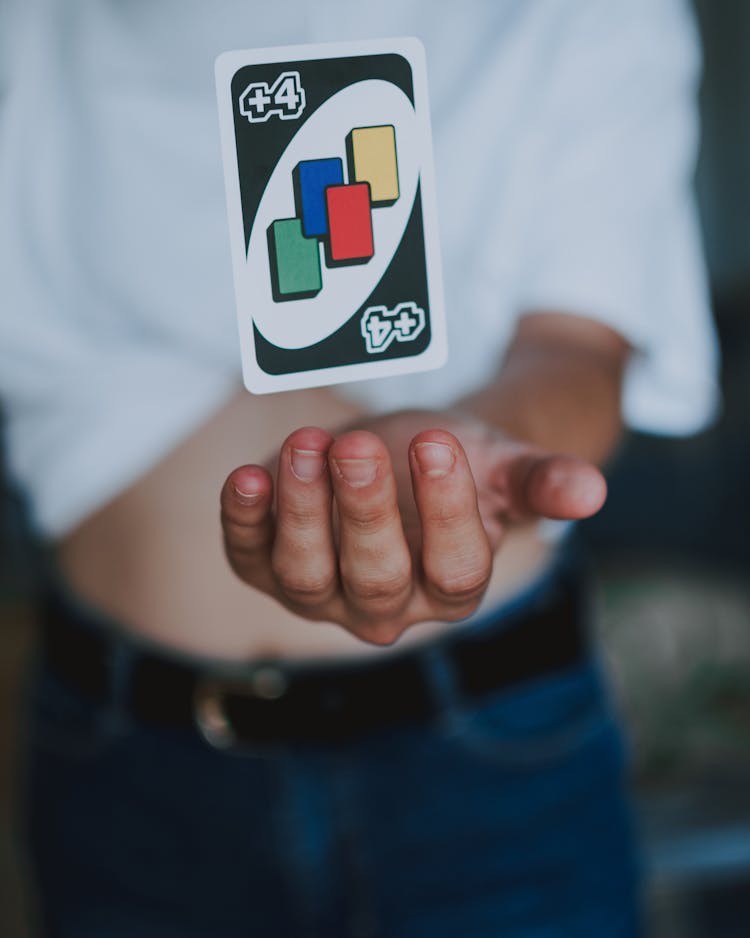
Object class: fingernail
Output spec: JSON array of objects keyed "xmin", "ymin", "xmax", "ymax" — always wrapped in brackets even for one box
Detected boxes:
[
  {"xmin": 232, "ymin": 483, "xmax": 262, "ymax": 504},
  {"xmin": 332, "ymin": 458, "xmax": 377, "ymax": 488},
  {"xmin": 413, "ymin": 442, "xmax": 455, "ymax": 478},
  {"xmin": 290, "ymin": 448, "xmax": 325, "ymax": 483}
]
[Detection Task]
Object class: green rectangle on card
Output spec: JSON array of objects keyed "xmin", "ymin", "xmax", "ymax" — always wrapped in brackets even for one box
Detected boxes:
[{"xmin": 269, "ymin": 219, "xmax": 322, "ymax": 298}]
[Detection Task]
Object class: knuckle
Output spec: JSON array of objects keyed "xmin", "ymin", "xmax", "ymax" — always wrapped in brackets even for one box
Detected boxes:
[
  {"xmin": 342, "ymin": 501, "xmax": 396, "ymax": 535},
  {"xmin": 343, "ymin": 564, "xmax": 412, "ymax": 608},
  {"xmin": 423, "ymin": 505, "xmax": 466, "ymax": 529},
  {"xmin": 428, "ymin": 563, "xmax": 491, "ymax": 606},
  {"xmin": 273, "ymin": 566, "xmax": 337, "ymax": 604},
  {"xmin": 222, "ymin": 516, "xmax": 255, "ymax": 543},
  {"xmin": 282, "ymin": 500, "xmax": 326, "ymax": 530},
  {"xmin": 420, "ymin": 494, "xmax": 475, "ymax": 529},
  {"xmin": 349, "ymin": 584, "xmax": 410, "ymax": 618},
  {"xmin": 222, "ymin": 523, "xmax": 268, "ymax": 558}
]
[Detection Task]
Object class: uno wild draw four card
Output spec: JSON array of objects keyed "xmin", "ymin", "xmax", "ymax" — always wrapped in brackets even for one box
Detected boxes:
[{"xmin": 215, "ymin": 38, "xmax": 447, "ymax": 394}]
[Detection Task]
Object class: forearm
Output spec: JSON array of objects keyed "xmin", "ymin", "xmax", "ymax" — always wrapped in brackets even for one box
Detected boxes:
[{"xmin": 459, "ymin": 311, "xmax": 630, "ymax": 466}]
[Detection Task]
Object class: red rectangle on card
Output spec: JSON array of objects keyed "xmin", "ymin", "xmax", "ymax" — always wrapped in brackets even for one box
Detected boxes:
[{"xmin": 325, "ymin": 183, "xmax": 374, "ymax": 263}]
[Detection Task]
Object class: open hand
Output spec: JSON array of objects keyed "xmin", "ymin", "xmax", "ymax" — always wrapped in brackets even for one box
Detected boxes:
[{"xmin": 219, "ymin": 410, "xmax": 606, "ymax": 645}]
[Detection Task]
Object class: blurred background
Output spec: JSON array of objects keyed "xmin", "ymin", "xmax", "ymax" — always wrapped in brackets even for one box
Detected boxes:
[{"xmin": 1, "ymin": 2, "xmax": 749, "ymax": 935}]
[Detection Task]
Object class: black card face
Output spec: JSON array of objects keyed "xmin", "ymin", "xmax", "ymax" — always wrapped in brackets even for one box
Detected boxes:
[{"xmin": 216, "ymin": 38, "xmax": 446, "ymax": 394}]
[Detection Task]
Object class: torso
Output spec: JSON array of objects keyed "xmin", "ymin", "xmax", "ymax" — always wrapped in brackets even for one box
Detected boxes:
[{"xmin": 58, "ymin": 388, "xmax": 554, "ymax": 664}]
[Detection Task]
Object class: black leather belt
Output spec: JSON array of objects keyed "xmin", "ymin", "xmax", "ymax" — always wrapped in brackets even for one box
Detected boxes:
[{"xmin": 38, "ymin": 566, "xmax": 588, "ymax": 748}]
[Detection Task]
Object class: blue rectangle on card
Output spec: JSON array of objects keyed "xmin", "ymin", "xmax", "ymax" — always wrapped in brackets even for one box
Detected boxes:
[{"xmin": 293, "ymin": 158, "xmax": 344, "ymax": 237}]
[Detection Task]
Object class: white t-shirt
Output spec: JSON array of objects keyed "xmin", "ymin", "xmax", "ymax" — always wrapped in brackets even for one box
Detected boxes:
[{"xmin": 0, "ymin": 0, "xmax": 719, "ymax": 537}]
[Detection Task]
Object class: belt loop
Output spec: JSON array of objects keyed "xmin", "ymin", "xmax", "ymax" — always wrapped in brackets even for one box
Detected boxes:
[
  {"xmin": 418, "ymin": 641, "xmax": 462, "ymax": 716},
  {"xmin": 102, "ymin": 633, "xmax": 136, "ymax": 733}
]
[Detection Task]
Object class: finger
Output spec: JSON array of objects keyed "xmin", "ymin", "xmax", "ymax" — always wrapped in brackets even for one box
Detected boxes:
[
  {"xmin": 271, "ymin": 427, "xmax": 339, "ymax": 612},
  {"xmin": 505, "ymin": 453, "xmax": 607, "ymax": 520},
  {"xmin": 410, "ymin": 430, "xmax": 492, "ymax": 614},
  {"xmin": 329, "ymin": 431, "xmax": 413, "ymax": 626},
  {"xmin": 220, "ymin": 465, "xmax": 276, "ymax": 592}
]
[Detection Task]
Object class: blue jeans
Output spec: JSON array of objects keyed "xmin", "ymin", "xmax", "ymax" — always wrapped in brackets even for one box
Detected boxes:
[{"xmin": 24, "ymin": 589, "xmax": 642, "ymax": 937}]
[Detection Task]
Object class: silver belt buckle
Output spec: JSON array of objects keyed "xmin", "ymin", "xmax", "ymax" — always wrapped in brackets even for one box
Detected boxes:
[{"xmin": 193, "ymin": 664, "xmax": 289, "ymax": 750}]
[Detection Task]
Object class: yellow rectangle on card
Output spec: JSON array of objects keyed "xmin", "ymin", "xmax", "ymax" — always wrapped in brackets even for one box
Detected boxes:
[{"xmin": 348, "ymin": 125, "xmax": 399, "ymax": 205}]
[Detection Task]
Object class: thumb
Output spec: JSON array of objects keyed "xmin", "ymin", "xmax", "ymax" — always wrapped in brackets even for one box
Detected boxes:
[{"xmin": 505, "ymin": 453, "xmax": 608, "ymax": 521}]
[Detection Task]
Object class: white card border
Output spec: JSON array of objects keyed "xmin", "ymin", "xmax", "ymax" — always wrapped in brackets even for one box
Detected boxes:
[{"xmin": 215, "ymin": 37, "xmax": 447, "ymax": 395}]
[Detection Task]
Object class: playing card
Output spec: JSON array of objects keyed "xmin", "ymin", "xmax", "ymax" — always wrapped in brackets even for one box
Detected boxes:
[{"xmin": 215, "ymin": 38, "xmax": 447, "ymax": 394}]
